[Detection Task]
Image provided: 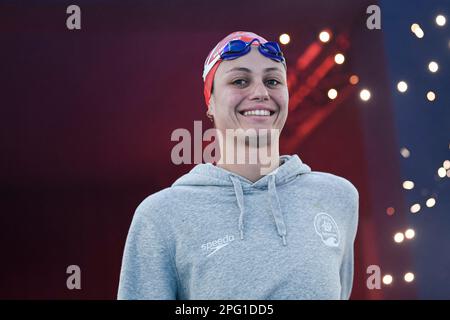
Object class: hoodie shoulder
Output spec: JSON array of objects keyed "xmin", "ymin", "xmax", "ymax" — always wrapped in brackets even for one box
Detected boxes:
[
  {"xmin": 307, "ymin": 171, "xmax": 359, "ymax": 223},
  {"xmin": 132, "ymin": 187, "xmax": 179, "ymax": 225},
  {"xmin": 308, "ymin": 171, "xmax": 359, "ymax": 199}
]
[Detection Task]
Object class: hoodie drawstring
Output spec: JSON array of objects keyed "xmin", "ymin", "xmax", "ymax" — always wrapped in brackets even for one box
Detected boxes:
[
  {"xmin": 230, "ymin": 176, "xmax": 246, "ymax": 241},
  {"xmin": 268, "ymin": 175, "xmax": 287, "ymax": 246},
  {"xmin": 230, "ymin": 175, "xmax": 288, "ymax": 246}
]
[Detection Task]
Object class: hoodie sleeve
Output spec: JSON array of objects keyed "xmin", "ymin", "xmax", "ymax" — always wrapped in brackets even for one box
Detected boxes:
[
  {"xmin": 339, "ymin": 184, "xmax": 359, "ymax": 300},
  {"xmin": 117, "ymin": 198, "xmax": 179, "ymax": 300}
]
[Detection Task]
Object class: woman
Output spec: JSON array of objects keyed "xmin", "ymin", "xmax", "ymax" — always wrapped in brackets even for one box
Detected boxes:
[{"xmin": 118, "ymin": 31, "xmax": 359, "ymax": 300}]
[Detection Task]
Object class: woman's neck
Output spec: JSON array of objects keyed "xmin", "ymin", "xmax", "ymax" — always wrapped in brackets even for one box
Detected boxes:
[{"xmin": 215, "ymin": 140, "xmax": 281, "ymax": 183}]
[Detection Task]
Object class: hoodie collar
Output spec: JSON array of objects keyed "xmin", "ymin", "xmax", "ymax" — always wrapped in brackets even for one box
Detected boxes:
[{"xmin": 173, "ymin": 154, "xmax": 311, "ymax": 189}]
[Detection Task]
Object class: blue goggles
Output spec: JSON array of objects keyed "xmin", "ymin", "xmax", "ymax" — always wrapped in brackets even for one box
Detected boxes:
[{"xmin": 220, "ymin": 38, "xmax": 285, "ymax": 63}]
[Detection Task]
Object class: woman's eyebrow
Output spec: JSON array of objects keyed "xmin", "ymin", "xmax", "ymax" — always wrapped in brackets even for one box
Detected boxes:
[{"xmin": 226, "ymin": 67, "xmax": 283, "ymax": 74}]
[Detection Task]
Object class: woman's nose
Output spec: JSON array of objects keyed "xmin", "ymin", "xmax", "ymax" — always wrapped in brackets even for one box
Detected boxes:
[{"xmin": 249, "ymin": 81, "xmax": 270, "ymax": 101}]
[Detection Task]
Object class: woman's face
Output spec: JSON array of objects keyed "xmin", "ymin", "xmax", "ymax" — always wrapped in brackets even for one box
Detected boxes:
[{"xmin": 209, "ymin": 46, "xmax": 289, "ymax": 135}]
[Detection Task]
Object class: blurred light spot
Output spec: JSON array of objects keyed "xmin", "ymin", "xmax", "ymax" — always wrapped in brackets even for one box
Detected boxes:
[
  {"xmin": 400, "ymin": 147, "xmax": 410, "ymax": 158},
  {"xmin": 334, "ymin": 53, "xmax": 345, "ymax": 64},
  {"xmin": 410, "ymin": 203, "xmax": 421, "ymax": 214},
  {"xmin": 427, "ymin": 91, "xmax": 436, "ymax": 101},
  {"xmin": 411, "ymin": 23, "xmax": 420, "ymax": 33},
  {"xmin": 428, "ymin": 61, "xmax": 439, "ymax": 73},
  {"xmin": 383, "ymin": 275, "xmax": 393, "ymax": 285},
  {"xmin": 360, "ymin": 89, "xmax": 371, "ymax": 101},
  {"xmin": 415, "ymin": 29, "xmax": 424, "ymax": 38},
  {"xmin": 426, "ymin": 197, "xmax": 436, "ymax": 208},
  {"xmin": 403, "ymin": 180, "xmax": 414, "ymax": 190},
  {"xmin": 405, "ymin": 229, "xmax": 415, "ymax": 239},
  {"xmin": 394, "ymin": 232, "xmax": 405, "ymax": 243},
  {"xmin": 443, "ymin": 160, "xmax": 450, "ymax": 170},
  {"xmin": 411, "ymin": 23, "xmax": 424, "ymax": 38},
  {"xmin": 397, "ymin": 81, "xmax": 408, "ymax": 93},
  {"xmin": 349, "ymin": 75, "xmax": 359, "ymax": 85},
  {"xmin": 386, "ymin": 207, "xmax": 395, "ymax": 216},
  {"xmin": 328, "ymin": 88, "xmax": 338, "ymax": 100},
  {"xmin": 404, "ymin": 272, "xmax": 415, "ymax": 282},
  {"xmin": 279, "ymin": 33, "xmax": 290, "ymax": 45},
  {"xmin": 319, "ymin": 31, "xmax": 331, "ymax": 43},
  {"xmin": 436, "ymin": 15, "xmax": 446, "ymax": 26},
  {"xmin": 438, "ymin": 167, "xmax": 446, "ymax": 178}
]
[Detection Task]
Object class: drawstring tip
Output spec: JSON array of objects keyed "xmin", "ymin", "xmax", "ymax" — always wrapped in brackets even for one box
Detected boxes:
[
  {"xmin": 240, "ymin": 229, "xmax": 244, "ymax": 240},
  {"xmin": 281, "ymin": 235, "xmax": 287, "ymax": 246}
]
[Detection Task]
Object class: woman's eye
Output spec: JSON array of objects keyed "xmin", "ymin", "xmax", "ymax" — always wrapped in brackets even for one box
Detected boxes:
[
  {"xmin": 266, "ymin": 79, "xmax": 280, "ymax": 86},
  {"xmin": 232, "ymin": 79, "xmax": 248, "ymax": 86}
]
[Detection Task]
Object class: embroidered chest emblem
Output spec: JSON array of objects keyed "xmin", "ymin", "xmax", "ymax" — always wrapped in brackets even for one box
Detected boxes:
[{"xmin": 314, "ymin": 212, "xmax": 340, "ymax": 247}]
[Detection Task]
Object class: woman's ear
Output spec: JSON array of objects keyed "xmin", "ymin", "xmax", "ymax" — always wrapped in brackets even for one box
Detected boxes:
[
  {"xmin": 206, "ymin": 98, "xmax": 216, "ymax": 127},
  {"xmin": 207, "ymin": 95, "xmax": 215, "ymax": 117}
]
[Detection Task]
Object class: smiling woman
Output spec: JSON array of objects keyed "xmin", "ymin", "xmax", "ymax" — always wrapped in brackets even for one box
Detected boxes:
[
  {"xmin": 117, "ymin": 31, "xmax": 359, "ymax": 300},
  {"xmin": 204, "ymin": 32, "xmax": 289, "ymax": 181}
]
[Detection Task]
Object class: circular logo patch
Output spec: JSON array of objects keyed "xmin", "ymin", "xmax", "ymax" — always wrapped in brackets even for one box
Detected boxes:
[{"xmin": 314, "ymin": 212, "xmax": 340, "ymax": 247}]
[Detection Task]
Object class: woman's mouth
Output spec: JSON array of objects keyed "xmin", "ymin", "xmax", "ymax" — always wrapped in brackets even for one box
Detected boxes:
[{"xmin": 238, "ymin": 109, "xmax": 275, "ymax": 117}]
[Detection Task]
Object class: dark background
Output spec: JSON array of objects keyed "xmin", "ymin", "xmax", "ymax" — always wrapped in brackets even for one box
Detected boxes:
[{"xmin": 0, "ymin": 0, "xmax": 449, "ymax": 299}]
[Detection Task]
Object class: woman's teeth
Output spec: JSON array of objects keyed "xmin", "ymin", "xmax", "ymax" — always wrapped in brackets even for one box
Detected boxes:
[{"xmin": 242, "ymin": 110, "xmax": 272, "ymax": 116}]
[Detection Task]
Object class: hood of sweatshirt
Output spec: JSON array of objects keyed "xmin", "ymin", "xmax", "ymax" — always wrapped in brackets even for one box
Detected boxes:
[{"xmin": 171, "ymin": 154, "xmax": 312, "ymax": 246}]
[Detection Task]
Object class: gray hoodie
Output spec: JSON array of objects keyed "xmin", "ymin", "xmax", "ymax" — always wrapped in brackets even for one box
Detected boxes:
[{"xmin": 118, "ymin": 154, "xmax": 359, "ymax": 299}]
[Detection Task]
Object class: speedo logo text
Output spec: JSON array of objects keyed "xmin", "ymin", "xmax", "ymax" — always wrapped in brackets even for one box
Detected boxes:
[{"xmin": 201, "ymin": 234, "xmax": 235, "ymax": 257}]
